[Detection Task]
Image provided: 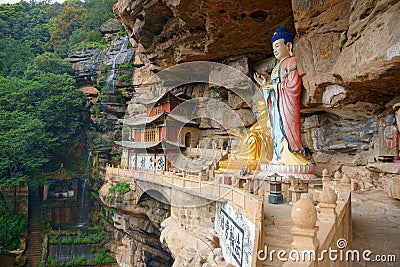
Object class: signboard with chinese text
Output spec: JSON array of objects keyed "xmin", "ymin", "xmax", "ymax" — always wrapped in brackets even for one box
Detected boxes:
[{"xmin": 215, "ymin": 202, "xmax": 255, "ymax": 267}]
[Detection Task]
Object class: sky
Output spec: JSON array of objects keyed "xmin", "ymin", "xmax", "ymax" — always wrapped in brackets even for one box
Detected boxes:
[{"xmin": 0, "ymin": 0, "xmax": 65, "ymax": 3}]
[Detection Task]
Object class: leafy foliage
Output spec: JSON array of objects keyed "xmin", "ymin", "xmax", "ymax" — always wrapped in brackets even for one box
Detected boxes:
[
  {"xmin": 24, "ymin": 52, "xmax": 72, "ymax": 78},
  {"xmin": 0, "ymin": 39, "xmax": 34, "ymax": 77},
  {"xmin": 0, "ymin": 0, "xmax": 117, "ymax": 59},
  {"xmin": 108, "ymin": 182, "xmax": 130, "ymax": 194},
  {"xmin": 0, "ymin": 65, "xmax": 85, "ymax": 186},
  {"xmin": 0, "ymin": 0, "xmax": 117, "ymax": 186},
  {"xmin": 0, "ymin": 203, "xmax": 27, "ymax": 250},
  {"xmin": 117, "ymin": 74, "xmax": 130, "ymax": 82},
  {"xmin": 0, "ymin": 110, "xmax": 50, "ymax": 186},
  {"xmin": 50, "ymin": 5, "xmax": 86, "ymax": 56},
  {"xmin": 95, "ymin": 249, "xmax": 117, "ymax": 264}
]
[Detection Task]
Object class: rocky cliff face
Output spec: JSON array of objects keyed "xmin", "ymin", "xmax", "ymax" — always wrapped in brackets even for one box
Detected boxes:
[
  {"xmin": 114, "ymin": 0, "xmax": 400, "ymax": 189},
  {"xmin": 69, "ymin": 1, "xmax": 400, "ymax": 266},
  {"xmin": 67, "ymin": 20, "xmax": 135, "ymax": 165},
  {"xmin": 293, "ymin": 0, "xmax": 400, "ymax": 107},
  {"xmin": 113, "ymin": 0, "xmax": 295, "ymax": 68},
  {"xmin": 68, "ymin": 36, "xmax": 134, "ymax": 122},
  {"xmin": 98, "ymin": 184, "xmax": 174, "ymax": 267}
]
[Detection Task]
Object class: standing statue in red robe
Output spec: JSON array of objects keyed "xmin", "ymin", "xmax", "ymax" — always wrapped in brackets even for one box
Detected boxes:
[{"xmin": 254, "ymin": 26, "xmax": 310, "ymax": 165}]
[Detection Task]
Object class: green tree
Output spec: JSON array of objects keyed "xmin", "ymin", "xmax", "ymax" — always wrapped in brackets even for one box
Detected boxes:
[
  {"xmin": 50, "ymin": 4, "xmax": 86, "ymax": 56},
  {"xmin": 0, "ymin": 111, "xmax": 50, "ymax": 186},
  {"xmin": 0, "ymin": 203, "xmax": 27, "ymax": 250},
  {"xmin": 0, "ymin": 73, "xmax": 85, "ymax": 184},
  {"xmin": 23, "ymin": 52, "xmax": 72, "ymax": 79},
  {"xmin": 0, "ymin": 38, "xmax": 34, "ymax": 77}
]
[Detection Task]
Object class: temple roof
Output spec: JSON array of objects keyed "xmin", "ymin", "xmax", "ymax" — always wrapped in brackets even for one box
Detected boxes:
[
  {"xmin": 138, "ymin": 91, "xmax": 189, "ymax": 106},
  {"xmin": 122, "ymin": 113, "xmax": 163, "ymax": 127},
  {"xmin": 121, "ymin": 112, "xmax": 198, "ymax": 128},
  {"xmin": 115, "ymin": 139, "xmax": 186, "ymax": 149}
]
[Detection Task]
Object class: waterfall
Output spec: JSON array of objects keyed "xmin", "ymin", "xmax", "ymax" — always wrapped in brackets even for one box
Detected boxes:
[
  {"xmin": 87, "ymin": 151, "xmax": 92, "ymax": 170},
  {"xmin": 70, "ymin": 242, "xmax": 74, "ymax": 262},
  {"xmin": 76, "ymin": 178, "xmax": 88, "ymax": 228},
  {"xmin": 105, "ymin": 36, "xmax": 129, "ymax": 93}
]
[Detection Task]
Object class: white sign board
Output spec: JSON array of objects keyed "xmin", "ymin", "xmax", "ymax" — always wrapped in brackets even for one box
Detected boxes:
[
  {"xmin": 134, "ymin": 154, "xmax": 166, "ymax": 171},
  {"xmin": 215, "ymin": 202, "xmax": 255, "ymax": 267}
]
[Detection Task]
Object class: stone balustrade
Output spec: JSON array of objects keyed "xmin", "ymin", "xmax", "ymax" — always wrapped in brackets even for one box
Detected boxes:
[
  {"xmin": 104, "ymin": 166, "xmax": 352, "ymax": 267},
  {"xmin": 104, "ymin": 165, "xmax": 264, "ymax": 267},
  {"xmin": 104, "ymin": 165, "xmax": 263, "ymax": 223},
  {"xmin": 282, "ymin": 169, "xmax": 352, "ymax": 267}
]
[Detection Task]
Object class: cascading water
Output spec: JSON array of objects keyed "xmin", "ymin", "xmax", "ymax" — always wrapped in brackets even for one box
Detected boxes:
[
  {"xmin": 105, "ymin": 36, "xmax": 129, "ymax": 93},
  {"xmin": 76, "ymin": 177, "xmax": 89, "ymax": 228}
]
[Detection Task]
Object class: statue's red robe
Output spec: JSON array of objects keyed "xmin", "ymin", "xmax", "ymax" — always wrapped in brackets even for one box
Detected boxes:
[{"xmin": 266, "ymin": 56, "xmax": 303, "ymax": 153}]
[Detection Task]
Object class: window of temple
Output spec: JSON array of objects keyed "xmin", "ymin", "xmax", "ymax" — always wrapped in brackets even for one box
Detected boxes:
[
  {"xmin": 144, "ymin": 128, "xmax": 157, "ymax": 142},
  {"xmin": 155, "ymin": 106, "xmax": 161, "ymax": 115}
]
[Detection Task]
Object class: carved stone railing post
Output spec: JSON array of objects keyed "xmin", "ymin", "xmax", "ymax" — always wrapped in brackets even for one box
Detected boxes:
[
  {"xmin": 341, "ymin": 173, "xmax": 351, "ymax": 191},
  {"xmin": 318, "ymin": 187, "xmax": 337, "ymax": 222},
  {"xmin": 290, "ymin": 195, "xmax": 319, "ymax": 253},
  {"xmin": 333, "ymin": 171, "xmax": 342, "ymax": 186},
  {"xmin": 244, "ymin": 180, "xmax": 250, "ymax": 192},
  {"xmin": 322, "ymin": 168, "xmax": 330, "ymax": 189},
  {"xmin": 258, "ymin": 189, "xmax": 265, "ymax": 201}
]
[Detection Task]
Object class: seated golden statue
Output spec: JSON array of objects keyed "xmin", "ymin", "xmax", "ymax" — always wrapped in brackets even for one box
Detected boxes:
[{"xmin": 218, "ymin": 100, "xmax": 273, "ymax": 171}]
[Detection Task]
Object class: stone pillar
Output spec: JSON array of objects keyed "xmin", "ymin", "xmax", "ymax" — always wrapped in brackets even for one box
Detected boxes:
[
  {"xmin": 243, "ymin": 180, "xmax": 250, "ymax": 192},
  {"xmin": 333, "ymin": 171, "xmax": 342, "ymax": 186},
  {"xmin": 318, "ymin": 187, "xmax": 337, "ymax": 221},
  {"xmin": 322, "ymin": 168, "xmax": 330, "ymax": 189},
  {"xmin": 209, "ymin": 169, "xmax": 215, "ymax": 179},
  {"xmin": 258, "ymin": 189, "xmax": 265, "ymax": 201},
  {"xmin": 341, "ymin": 173, "xmax": 351, "ymax": 191},
  {"xmin": 290, "ymin": 195, "xmax": 319, "ymax": 253},
  {"xmin": 198, "ymin": 170, "xmax": 206, "ymax": 181},
  {"xmin": 253, "ymin": 178, "xmax": 259, "ymax": 195}
]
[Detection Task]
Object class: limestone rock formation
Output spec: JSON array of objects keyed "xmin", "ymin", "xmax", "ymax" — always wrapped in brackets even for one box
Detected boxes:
[
  {"xmin": 114, "ymin": 0, "xmax": 295, "ymax": 68},
  {"xmin": 100, "ymin": 18, "xmax": 122, "ymax": 34},
  {"xmin": 99, "ymin": 182, "xmax": 174, "ymax": 266},
  {"xmin": 160, "ymin": 217, "xmax": 222, "ymax": 267},
  {"xmin": 293, "ymin": 0, "xmax": 400, "ymax": 107},
  {"xmin": 88, "ymin": 1, "xmax": 400, "ymax": 265}
]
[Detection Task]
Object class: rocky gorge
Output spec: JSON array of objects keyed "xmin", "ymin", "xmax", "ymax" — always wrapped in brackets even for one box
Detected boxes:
[{"xmin": 69, "ymin": 0, "xmax": 399, "ymax": 266}]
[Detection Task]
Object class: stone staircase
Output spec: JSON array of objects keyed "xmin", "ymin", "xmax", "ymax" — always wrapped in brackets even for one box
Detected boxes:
[
  {"xmin": 262, "ymin": 202, "xmax": 293, "ymax": 267},
  {"xmin": 24, "ymin": 187, "xmax": 42, "ymax": 267}
]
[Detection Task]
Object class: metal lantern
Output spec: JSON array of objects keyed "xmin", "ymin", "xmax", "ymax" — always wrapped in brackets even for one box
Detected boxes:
[{"xmin": 268, "ymin": 173, "xmax": 283, "ymax": 204}]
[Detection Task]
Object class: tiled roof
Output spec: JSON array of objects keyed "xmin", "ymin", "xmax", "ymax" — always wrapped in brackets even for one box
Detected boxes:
[
  {"xmin": 115, "ymin": 139, "xmax": 185, "ymax": 149},
  {"xmin": 120, "ymin": 112, "xmax": 199, "ymax": 127}
]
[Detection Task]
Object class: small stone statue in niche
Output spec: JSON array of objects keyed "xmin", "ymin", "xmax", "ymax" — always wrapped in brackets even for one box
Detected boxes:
[{"xmin": 383, "ymin": 114, "xmax": 399, "ymax": 160}]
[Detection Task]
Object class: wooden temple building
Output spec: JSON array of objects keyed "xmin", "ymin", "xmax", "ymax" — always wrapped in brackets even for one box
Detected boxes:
[
  {"xmin": 117, "ymin": 91, "xmax": 200, "ymax": 171},
  {"xmin": 41, "ymin": 164, "xmax": 86, "ymax": 227}
]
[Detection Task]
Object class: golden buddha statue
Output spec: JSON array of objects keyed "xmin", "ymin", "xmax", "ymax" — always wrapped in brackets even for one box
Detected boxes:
[{"xmin": 218, "ymin": 100, "xmax": 273, "ymax": 171}]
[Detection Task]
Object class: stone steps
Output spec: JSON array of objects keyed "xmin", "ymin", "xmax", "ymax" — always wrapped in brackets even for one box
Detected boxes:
[
  {"xmin": 264, "ymin": 233, "xmax": 292, "ymax": 245},
  {"xmin": 262, "ymin": 203, "xmax": 293, "ymax": 267},
  {"xmin": 24, "ymin": 187, "xmax": 43, "ymax": 267}
]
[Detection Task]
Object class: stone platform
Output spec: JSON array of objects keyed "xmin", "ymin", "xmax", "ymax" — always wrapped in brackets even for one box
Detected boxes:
[{"xmin": 259, "ymin": 163, "xmax": 317, "ymax": 179}]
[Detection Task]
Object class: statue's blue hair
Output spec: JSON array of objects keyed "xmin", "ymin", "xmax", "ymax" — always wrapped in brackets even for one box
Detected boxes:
[{"xmin": 271, "ymin": 26, "xmax": 293, "ymax": 44}]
